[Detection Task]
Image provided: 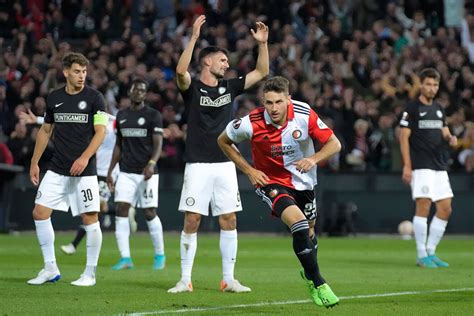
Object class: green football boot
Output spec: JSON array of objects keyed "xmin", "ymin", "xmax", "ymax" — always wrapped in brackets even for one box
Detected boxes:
[
  {"xmin": 299, "ymin": 269, "xmax": 322, "ymax": 306},
  {"xmin": 316, "ymin": 283, "xmax": 340, "ymax": 308}
]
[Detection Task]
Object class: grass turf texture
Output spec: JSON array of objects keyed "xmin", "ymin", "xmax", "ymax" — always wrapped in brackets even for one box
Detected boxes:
[{"xmin": 1, "ymin": 232, "xmax": 473, "ymax": 315}]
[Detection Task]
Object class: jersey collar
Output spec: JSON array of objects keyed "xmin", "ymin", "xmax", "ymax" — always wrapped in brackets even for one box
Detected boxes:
[{"xmin": 263, "ymin": 100, "xmax": 295, "ymax": 129}]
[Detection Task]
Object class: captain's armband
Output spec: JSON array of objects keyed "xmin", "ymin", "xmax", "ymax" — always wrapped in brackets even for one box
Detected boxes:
[{"xmin": 94, "ymin": 111, "xmax": 108, "ymax": 126}]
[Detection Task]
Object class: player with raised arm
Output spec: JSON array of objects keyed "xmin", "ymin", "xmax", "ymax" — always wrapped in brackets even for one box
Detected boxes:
[
  {"xmin": 27, "ymin": 52, "xmax": 107, "ymax": 287},
  {"xmin": 107, "ymin": 78, "xmax": 166, "ymax": 270},
  {"xmin": 218, "ymin": 76, "xmax": 341, "ymax": 308},
  {"xmin": 168, "ymin": 15, "xmax": 269, "ymax": 293},
  {"xmin": 399, "ymin": 68, "xmax": 458, "ymax": 268}
]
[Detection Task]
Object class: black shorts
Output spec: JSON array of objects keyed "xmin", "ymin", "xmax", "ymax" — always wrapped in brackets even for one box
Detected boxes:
[{"xmin": 255, "ymin": 183, "xmax": 317, "ymax": 221}]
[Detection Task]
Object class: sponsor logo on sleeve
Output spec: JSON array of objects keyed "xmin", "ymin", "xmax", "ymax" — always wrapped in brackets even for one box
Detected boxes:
[
  {"xmin": 186, "ymin": 197, "xmax": 195, "ymax": 206},
  {"xmin": 317, "ymin": 117, "xmax": 328, "ymax": 129}
]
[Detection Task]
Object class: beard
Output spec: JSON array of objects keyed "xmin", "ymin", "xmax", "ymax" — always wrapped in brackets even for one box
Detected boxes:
[{"xmin": 210, "ymin": 69, "xmax": 225, "ymax": 79}]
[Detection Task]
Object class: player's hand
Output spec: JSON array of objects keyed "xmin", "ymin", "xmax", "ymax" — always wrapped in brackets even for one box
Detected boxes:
[
  {"xmin": 191, "ymin": 15, "xmax": 206, "ymax": 39},
  {"xmin": 402, "ymin": 166, "xmax": 412, "ymax": 185},
  {"xmin": 70, "ymin": 156, "xmax": 88, "ymax": 176},
  {"xmin": 19, "ymin": 109, "xmax": 37, "ymax": 124},
  {"xmin": 30, "ymin": 163, "xmax": 40, "ymax": 186},
  {"xmin": 106, "ymin": 174, "xmax": 115, "ymax": 192},
  {"xmin": 294, "ymin": 157, "xmax": 317, "ymax": 173},
  {"xmin": 246, "ymin": 168, "xmax": 270, "ymax": 187},
  {"xmin": 143, "ymin": 164, "xmax": 154, "ymax": 181},
  {"xmin": 449, "ymin": 135, "xmax": 458, "ymax": 147},
  {"xmin": 250, "ymin": 21, "xmax": 269, "ymax": 44}
]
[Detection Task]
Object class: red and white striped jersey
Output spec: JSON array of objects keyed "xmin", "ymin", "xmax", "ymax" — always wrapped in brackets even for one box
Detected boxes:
[{"xmin": 225, "ymin": 99, "xmax": 333, "ymax": 190}]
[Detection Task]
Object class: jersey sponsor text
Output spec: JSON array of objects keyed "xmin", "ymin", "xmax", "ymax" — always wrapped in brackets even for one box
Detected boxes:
[
  {"xmin": 418, "ymin": 120, "xmax": 443, "ymax": 129},
  {"xmin": 121, "ymin": 128, "xmax": 148, "ymax": 137},
  {"xmin": 200, "ymin": 94, "xmax": 232, "ymax": 107},
  {"xmin": 54, "ymin": 113, "xmax": 88, "ymax": 123}
]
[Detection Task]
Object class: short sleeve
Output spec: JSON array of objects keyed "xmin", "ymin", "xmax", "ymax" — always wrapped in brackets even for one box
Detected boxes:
[
  {"xmin": 225, "ymin": 115, "xmax": 253, "ymax": 143},
  {"xmin": 44, "ymin": 94, "xmax": 54, "ymax": 124},
  {"xmin": 399, "ymin": 104, "xmax": 414, "ymax": 129},
  {"xmin": 92, "ymin": 91, "xmax": 106, "ymax": 113},
  {"xmin": 227, "ymin": 76, "xmax": 245, "ymax": 96},
  {"xmin": 308, "ymin": 109, "xmax": 333, "ymax": 144}
]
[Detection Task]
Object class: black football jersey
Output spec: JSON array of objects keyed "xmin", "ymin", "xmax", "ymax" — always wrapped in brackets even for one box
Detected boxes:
[
  {"xmin": 180, "ymin": 77, "xmax": 245, "ymax": 162},
  {"xmin": 399, "ymin": 99, "xmax": 449, "ymax": 170},
  {"xmin": 44, "ymin": 86, "xmax": 106, "ymax": 176},
  {"xmin": 116, "ymin": 105, "xmax": 163, "ymax": 174}
]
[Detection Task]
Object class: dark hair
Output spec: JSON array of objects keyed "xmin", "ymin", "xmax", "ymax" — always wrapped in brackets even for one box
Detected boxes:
[
  {"xmin": 130, "ymin": 78, "xmax": 149, "ymax": 90},
  {"xmin": 419, "ymin": 68, "xmax": 440, "ymax": 82},
  {"xmin": 263, "ymin": 76, "xmax": 290, "ymax": 94},
  {"xmin": 63, "ymin": 52, "xmax": 89, "ymax": 68},
  {"xmin": 198, "ymin": 46, "xmax": 229, "ymax": 64}
]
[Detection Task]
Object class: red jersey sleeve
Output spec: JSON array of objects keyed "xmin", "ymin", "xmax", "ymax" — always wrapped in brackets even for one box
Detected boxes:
[{"xmin": 308, "ymin": 109, "xmax": 333, "ymax": 144}]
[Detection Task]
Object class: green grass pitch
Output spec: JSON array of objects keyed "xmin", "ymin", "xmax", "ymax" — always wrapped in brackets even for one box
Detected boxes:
[{"xmin": 1, "ymin": 232, "xmax": 473, "ymax": 315}]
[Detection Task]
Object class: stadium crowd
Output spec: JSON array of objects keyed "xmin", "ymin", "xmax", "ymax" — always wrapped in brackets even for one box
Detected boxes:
[{"xmin": 0, "ymin": 0, "xmax": 473, "ymax": 173}]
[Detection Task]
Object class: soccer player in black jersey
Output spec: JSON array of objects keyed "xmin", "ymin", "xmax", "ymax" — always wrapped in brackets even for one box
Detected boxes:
[
  {"xmin": 107, "ymin": 79, "xmax": 166, "ymax": 270},
  {"xmin": 399, "ymin": 68, "xmax": 458, "ymax": 268},
  {"xmin": 27, "ymin": 53, "xmax": 107, "ymax": 287},
  {"xmin": 168, "ymin": 15, "xmax": 269, "ymax": 293}
]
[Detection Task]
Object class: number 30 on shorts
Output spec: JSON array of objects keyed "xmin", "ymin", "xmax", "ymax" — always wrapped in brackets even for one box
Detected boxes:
[{"xmin": 81, "ymin": 189, "xmax": 94, "ymax": 202}]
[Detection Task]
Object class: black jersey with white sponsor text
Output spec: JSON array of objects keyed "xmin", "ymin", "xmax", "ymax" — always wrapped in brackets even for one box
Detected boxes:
[
  {"xmin": 399, "ymin": 99, "xmax": 449, "ymax": 170},
  {"xmin": 180, "ymin": 78, "xmax": 245, "ymax": 162},
  {"xmin": 44, "ymin": 86, "xmax": 106, "ymax": 176},
  {"xmin": 116, "ymin": 105, "xmax": 163, "ymax": 174}
]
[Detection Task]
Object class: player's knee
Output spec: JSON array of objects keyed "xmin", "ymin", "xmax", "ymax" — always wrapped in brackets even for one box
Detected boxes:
[
  {"xmin": 81, "ymin": 212, "xmax": 99, "ymax": 225},
  {"xmin": 184, "ymin": 212, "xmax": 201, "ymax": 232},
  {"xmin": 219, "ymin": 212, "xmax": 236, "ymax": 230},
  {"xmin": 32, "ymin": 205, "xmax": 51, "ymax": 220},
  {"xmin": 143, "ymin": 208, "xmax": 157, "ymax": 221},
  {"xmin": 116, "ymin": 203, "xmax": 130, "ymax": 217}
]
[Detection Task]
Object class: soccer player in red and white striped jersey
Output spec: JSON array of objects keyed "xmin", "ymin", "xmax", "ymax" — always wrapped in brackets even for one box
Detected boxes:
[{"xmin": 218, "ymin": 76, "xmax": 341, "ymax": 308}]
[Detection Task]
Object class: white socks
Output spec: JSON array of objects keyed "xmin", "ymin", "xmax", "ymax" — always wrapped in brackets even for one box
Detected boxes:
[
  {"xmin": 413, "ymin": 216, "xmax": 428, "ymax": 258},
  {"xmin": 34, "ymin": 218, "xmax": 58, "ymax": 272},
  {"xmin": 426, "ymin": 217, "xmax": 448, "ymax": 256},
  {"xmin": 84, "ymin": 222, "xmax": 102, "ymax": 277},
  {"xmin": 147, "ymin": 216, "xmax": 165, "ymax": 255},
  {"xmin": 115, "ymin": 216, "xmax": 131, "ymax": 258},
  {"xmin": 413, "ymin": 215, "xmax": 449, "ymax": 258},
  {"xmin": 180, "ymin": 231, "xmax": 197, "ymax": 283},
  {"xmin": 220, "ymin": 229, "xmax": 237, "ymax": 284}
]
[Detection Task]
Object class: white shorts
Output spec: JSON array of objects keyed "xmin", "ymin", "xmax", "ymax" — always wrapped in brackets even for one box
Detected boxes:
[
  {"xmin": 411, "ymin": 169, "xmax": 454, "ymax": 202},
  {"xmin": 35, "ymin": 170, "xmax": 100, "ymax": 216},
  {"xmin": 98, "ymin": 176, "xmax": 111, "ymax": 203},
  {"xmin": 114, "ymin": 172, "xmax": 159, "ymax": 208},
  {"xmin": 178, "ymin": 162, "xmax": 242, "ymax": 216}
]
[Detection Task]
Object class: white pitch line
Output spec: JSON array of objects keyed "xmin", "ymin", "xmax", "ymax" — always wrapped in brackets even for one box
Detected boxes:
[{"xmin": 124, "ymin": 287, "xmax": 474, "ymax": 316}]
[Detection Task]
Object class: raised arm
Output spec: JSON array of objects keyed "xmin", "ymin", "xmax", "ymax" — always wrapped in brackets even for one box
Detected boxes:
[
  {"xmin": 244, "ymin": 21, "xmax": 269, "ymax": 90},
  {"xmin": 176, "ymin": 15, "xmax": 206, "ymax": 91}
]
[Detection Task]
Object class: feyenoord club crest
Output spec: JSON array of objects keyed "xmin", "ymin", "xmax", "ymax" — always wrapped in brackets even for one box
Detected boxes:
[
  {"xmin": 78, "ymin": 101, "xmax": 87, "ymax": 110},
  {"xmin": 233, "ymin": 118, "xmax": 241, "ymax": 129},
  {"xmin": 138, "ymin": 117, "xmax": 145, "ymax": 125},
  {"xmin": 292, "ymin": 129, "xmax": 302, "ymax": 139},
  {"xmin": 269, "ymin": 189, "xmax": 279, "ymax": 198}
]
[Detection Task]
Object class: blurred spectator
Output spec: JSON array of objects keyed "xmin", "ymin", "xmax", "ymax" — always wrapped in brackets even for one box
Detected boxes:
[{"xmin": 6, "ymin": 122, "xmax": 33, "ymax": 167}]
